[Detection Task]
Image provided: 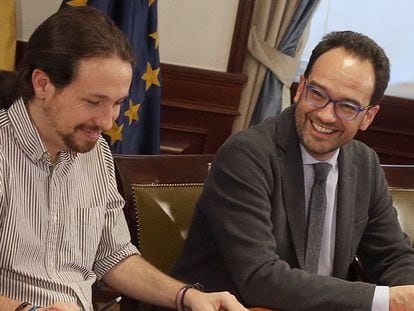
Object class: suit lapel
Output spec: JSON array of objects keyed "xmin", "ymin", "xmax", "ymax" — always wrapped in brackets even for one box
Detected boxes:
[
  {"xmin": 283, "ymin": 144, "xmax": 307, "ymax": 268},
  {"xmin": 277, "ymin": 106, "xmax": 307, "ymax": 269},
  {"xmin": 332, "ymin": 148, "xmax": 357, "ymax": 278}
]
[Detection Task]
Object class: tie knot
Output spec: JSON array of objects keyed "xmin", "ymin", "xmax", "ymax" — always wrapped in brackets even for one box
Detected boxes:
[{"xmin": 313, "ymin": 162, "xmax": 331, "ymax": 181}]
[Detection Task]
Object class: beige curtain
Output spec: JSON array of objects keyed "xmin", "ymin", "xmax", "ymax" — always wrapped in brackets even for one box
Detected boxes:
[
  {"xmin": 0, "ymin": 0, "xmax": 16, "ymax": 70},
  {"xmin": 232, "ymin": 0, "xmax": 310, "ymax": 133}
]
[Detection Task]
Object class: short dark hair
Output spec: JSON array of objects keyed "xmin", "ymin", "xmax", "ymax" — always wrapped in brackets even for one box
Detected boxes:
[
  {"xmin": 1, "ymin": 6, "xmax": 134, "ymax": 108},
  {"xmin": 304, "ymin": 31, "xmax": 390, "ymax": 105}
]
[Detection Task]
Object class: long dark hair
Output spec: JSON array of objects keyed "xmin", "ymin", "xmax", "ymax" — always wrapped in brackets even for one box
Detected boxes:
[{"xmin": 1, "ymin": 6, "xmax": 134, "ymax": 109}]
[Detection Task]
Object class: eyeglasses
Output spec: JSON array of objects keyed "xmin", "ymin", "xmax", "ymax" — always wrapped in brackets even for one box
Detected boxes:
[{"xmin": 304, "ymin": 81, "xmax": 371, "ymax": 121}]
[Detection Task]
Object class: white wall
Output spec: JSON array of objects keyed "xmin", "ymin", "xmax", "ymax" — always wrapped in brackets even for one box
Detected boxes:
[
  {"xmin": 15, "ymin": 0, "xmax": 239, "ymax": 72},
  {"xmin": 16, "ymin": 0, "xmax": 413, "ymax": 97},
  {"xmin": 16, "ymin": 0, "xmax": 61, "ymax": 41},
  {"xmin": 158, "ymin": 0, "xmax": 239, "ymax": 71},
  {"xmin": 302, "ymin": 0, "xmax": 414, "ymax": 97}
]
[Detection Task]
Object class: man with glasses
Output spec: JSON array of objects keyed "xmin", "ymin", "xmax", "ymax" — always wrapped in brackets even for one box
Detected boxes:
[{"xmin": 172, "ymin": 31, "xmax": 414, "ymax": 310}]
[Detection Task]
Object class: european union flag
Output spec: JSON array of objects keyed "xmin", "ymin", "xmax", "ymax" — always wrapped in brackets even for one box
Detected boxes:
[{"xmin": 61, "ymin": 0, "xmax": 161, "ymax": 154}]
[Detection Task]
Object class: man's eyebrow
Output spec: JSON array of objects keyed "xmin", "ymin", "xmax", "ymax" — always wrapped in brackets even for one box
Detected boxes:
[
  {"xmin": 84, "ymin": 94, "xmax": 129, "ymax": 103},
  {"xmin": 307, "ymin": 80, "xmax": 363, "ymax": 107},
  {"xmin": 84, "ymin": 93, "xmax": 110, "ymax": 100}
]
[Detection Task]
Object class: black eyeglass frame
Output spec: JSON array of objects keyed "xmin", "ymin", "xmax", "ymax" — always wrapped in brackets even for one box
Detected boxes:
[{"xmin": 303, "ymin": 80, "xmax": 372, "ymax": 121}]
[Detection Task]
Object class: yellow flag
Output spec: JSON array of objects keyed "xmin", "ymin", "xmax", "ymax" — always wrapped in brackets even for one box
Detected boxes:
[{"xmin": 0, "ymin": 0, "xmax": 16, "ymax": 70}]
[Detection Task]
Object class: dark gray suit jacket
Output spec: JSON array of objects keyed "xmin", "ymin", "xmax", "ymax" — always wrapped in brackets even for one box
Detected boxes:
[{"xmin": 172, "ymin": 105, "xmax": 414, "ymax": 310}]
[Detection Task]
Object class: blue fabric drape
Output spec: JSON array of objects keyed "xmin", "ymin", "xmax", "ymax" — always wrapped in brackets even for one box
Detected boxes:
[
  {"xmin": 250, "ymin": 0, "xmax": 319, "ymax": 126},
  {"xmin": 61, "ymin": 0, "xmax": 161, "ymax": 154}
]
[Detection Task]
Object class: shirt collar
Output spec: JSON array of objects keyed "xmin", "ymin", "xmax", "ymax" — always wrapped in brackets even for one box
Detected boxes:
[{"xmin": 300, "ymin": 144, "xmax": 339, "ymax": 167}]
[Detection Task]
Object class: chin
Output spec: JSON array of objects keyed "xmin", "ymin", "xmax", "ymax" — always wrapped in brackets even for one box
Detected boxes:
[
  {"xmin": 65, "ymin": 139, "xmax": 98, "ymax": 154},
  {"xmin": 76, "ymin": 142, "xmax": 98, "ymax": 153}
]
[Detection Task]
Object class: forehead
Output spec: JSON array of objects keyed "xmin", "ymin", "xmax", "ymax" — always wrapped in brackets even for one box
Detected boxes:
[
  {"xmin": 308, "ymin": 47, "xmax": 375, "ymax": 101},
  {"xmin": 67, "ymin": 57, "xmax": 132, "ymax": 97},
  {"xmin": 73, "ymin": 56, "xmax": 132, "ymax": 82}
]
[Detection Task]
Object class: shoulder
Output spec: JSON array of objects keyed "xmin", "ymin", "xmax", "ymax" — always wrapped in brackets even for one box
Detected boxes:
[
  {"xmin": 219, "ymin": 119, "xmax": 277, "ymax": 162},
  {"xmin": 342, "ymin": 139, "xmax": 379, "ymax": 166},
  {"xmin": 213, "ymin": 116, "xmax": 289, "ymax": 188},
  {"xmin": 218, "ymin": 106, "xmax": 296, "ymax": 164},
  {"xmin": 0, "ymin": 109, "xmax": 12, "ymax": 155},
  {"xmin": 0, "ymin": 108, "xmax": 10, "ymax": 129},
  {"xmin": 341, "ymin": 139, "xmax": 384, "ymax": 193}
]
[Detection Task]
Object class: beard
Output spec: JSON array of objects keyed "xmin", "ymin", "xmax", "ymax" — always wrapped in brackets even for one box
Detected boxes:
[
  {"xmin": 295, "ymin": 107, "xmax": 346, "ymax": 159},
  {"xmin": 58, "ymin": 124, "xmax": 101, "ymax": 153}
]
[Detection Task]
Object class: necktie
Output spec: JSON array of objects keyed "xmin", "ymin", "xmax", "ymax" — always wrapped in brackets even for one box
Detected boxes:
[{"xmin": 305, "ymin": 162, "xmax": 332, "ymax": 274}]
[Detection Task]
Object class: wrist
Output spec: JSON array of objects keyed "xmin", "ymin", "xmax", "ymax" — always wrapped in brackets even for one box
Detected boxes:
[
  {"xmin": 175, "ymin": 283, "xmax": 203, "ymax": 311},
  {"xmin": 15, "ymin": 302, "xmax": 31, "ymax": 311}
]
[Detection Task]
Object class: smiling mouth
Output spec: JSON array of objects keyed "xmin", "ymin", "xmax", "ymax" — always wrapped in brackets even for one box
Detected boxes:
[
  {"xmin": 82, "ymin": 128, "xmax": 102, "ymax": 140},
  {"xmin": 311, "ymin": 120, "xmax": 334, "ymax": 134}
]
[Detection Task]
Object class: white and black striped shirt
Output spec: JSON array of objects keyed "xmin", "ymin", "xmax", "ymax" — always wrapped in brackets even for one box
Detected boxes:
[{"xmin": 0, "ymin": 99, "xmax": 138, "ymax": 310}]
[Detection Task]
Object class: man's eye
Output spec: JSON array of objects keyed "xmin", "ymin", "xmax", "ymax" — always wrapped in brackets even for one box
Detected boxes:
[
  {"xmin": 338, "ymin": 102, "xmax": 358, "ymax": 112},
  {"xmin": 86, "ymin": 100, "xmax": 101, "ymax": 105},
  {"xmin": 310, "ymin": 88, "xmax": 326, "ymax": 100}
]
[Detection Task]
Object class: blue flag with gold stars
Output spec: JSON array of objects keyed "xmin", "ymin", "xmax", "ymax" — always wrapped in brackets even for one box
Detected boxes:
[{"xmin": 61, "ymin": 0, "xmax": 161, "ymax": 154}]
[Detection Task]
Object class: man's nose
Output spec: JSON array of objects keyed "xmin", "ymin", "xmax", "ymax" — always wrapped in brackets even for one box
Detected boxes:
[
  {"xmin": 317, "ymin": 101, "xmax": 337, "ymax": 122},
  {"xmin": 96, "ymin": 105, "xmax": 119, "ymax": 131}
]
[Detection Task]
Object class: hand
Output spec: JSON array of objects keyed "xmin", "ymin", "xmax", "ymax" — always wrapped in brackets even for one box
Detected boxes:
[
  {"xmin": 390, "ymin": 285, "xmax": 414, "ymax": 311},
  {"xmin": 36, "ymin": 302, "xmax": 80, "ymax": 311},
  {"xmin": 184, "ymin": 289, "xmax": 248, "ymax": 311}
]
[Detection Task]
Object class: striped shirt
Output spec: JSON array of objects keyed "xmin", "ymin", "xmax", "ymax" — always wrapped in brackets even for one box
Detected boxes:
[{"xmin": 0, "ymin": 98, "xmax": 139, "ymax": 310}]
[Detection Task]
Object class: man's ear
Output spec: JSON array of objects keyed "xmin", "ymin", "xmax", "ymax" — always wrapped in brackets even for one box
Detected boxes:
[
  {"xmin": 359, "ymin": 104, "xmax": 380, "ymax": 131},
  {"xmin": 293, "ymin": 75, "xmax": 306, "ymax": 103},
  {"xmin": 32, "ymin": 69, "xmax": 53, "ymax": 100}
]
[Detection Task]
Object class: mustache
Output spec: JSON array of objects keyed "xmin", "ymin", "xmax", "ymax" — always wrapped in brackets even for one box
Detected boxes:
[{"xmin": 74, "ymin": 124, "xmax": 102, "ymax": 132}]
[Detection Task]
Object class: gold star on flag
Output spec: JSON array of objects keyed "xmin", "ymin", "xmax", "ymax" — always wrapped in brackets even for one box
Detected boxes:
[
  {"xmin": 104, "ymin": 122, "xmax": 124, "ymax": 145},
  {"xmin": 149, "ymin": 30, "xmax": 159, "ymax": 49},
  {"xmin": 148, "ymin": 0, "xmax": 156, "ymax": 7},
  {"xmin": 141, "ymin": 62, "xmax": 160, "ymax": 91},
  {"xmin": 124, "ymin": 99, "xmax": 140, "ymax": 125},
  {"xmin": 66, "ymin": 0, "xmax": 87, "ymax": 6}
]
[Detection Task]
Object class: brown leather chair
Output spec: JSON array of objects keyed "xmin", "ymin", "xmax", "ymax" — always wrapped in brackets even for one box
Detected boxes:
[
  {"xmin": 383, "ymin": 165, "xmax": 414, "ymax": 246},
  {"xmin": 114, "ymin": 154, "xmax": 214, "ymax": 273},
  {"xmin": 113, "ymin": 154, "xmax": 214, "ymax": 310}
]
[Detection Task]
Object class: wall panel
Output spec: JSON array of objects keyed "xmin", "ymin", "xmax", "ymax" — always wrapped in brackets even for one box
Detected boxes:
[{"xmin": 160, "ymin": 64, "xmax": 246, "ymax": 154}]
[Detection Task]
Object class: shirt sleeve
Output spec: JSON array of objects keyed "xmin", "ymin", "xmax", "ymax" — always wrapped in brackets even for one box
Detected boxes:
[
  {"xmin": 92, "ymin": 140, "xmax": 140, "ymax": 279},
  {"xmin": 0, "ymin": 150, "xmax": 3, "ymax": 211},
  {"xmin": 372, "ymin": 286, "xmax": 389, "ymax": 311}
]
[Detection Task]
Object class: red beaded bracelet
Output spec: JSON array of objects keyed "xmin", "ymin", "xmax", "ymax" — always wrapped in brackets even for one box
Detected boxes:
[{"xmin": 175, "ymin": 283, "xmax": 203, "ymax": 311}]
